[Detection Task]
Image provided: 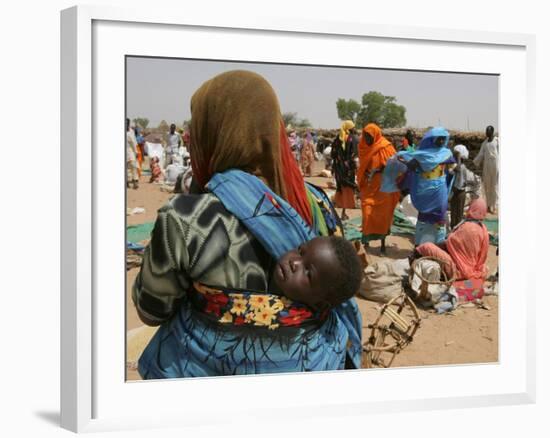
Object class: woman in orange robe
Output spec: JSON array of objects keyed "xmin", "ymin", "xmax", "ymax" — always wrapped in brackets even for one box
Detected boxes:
[{"xmin": 357, "ymin": 123, "xmax": 400, "ymax": 254}]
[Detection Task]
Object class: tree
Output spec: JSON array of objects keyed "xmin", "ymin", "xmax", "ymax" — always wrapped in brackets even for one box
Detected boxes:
[
  {"xmin": 336, "ymin": 98, "xmax": 361, "ymax": 123},
  {"xmin": 157, "ymin": 120, "xmax": 170, "ymax": 133},
  {"xmin": 132, "ymin": 117, "xmax": 149, "ymax": 129},
  {"xmin": 282, "ymin": 112, "xmax": 311, "ymax": 129},
  {"xmin": 336, "ymin": 91, "xmax": 407, "ymax": 128},
  {"xmin": 296, "ymin": 118, "xmax": 311, "ymax": 128}
]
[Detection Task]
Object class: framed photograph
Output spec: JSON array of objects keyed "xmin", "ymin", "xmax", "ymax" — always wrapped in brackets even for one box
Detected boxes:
[{"xmin": 61, "ymin": 5, "xmax": 536, "ymax": 433}]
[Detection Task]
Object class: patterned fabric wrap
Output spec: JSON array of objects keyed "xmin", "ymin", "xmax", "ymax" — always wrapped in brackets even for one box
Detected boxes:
[
  {"xmin": 189, "ymin": 282, "xmax": 327, "ymax": 329},
  {"xmin": 139, "ymin": 295, "xmax": 354, "ymax": 377}
]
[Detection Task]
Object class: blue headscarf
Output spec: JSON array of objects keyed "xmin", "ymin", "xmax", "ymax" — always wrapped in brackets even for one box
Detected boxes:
[
  {"xmin": 398, "ymin": 127, "xmax": 452, "ymax": 172},
  {"xmin": 417, "ymin": 126, "xmax": 450, "ymax": 150}
]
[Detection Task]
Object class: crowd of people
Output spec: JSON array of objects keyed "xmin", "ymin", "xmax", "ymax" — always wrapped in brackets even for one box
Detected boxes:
[
  {"xmin": 126, "ymin": 120, "xmax": 193, "ymax": 191},
  {"xmin": 127, "ymin": 69, "xmax": 499, "ymax": 379}
]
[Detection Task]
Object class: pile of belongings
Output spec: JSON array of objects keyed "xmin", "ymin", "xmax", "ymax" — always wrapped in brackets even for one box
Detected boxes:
[
  {"xmin": 359, "ymin": 257, "xmax": 459, "ymax": 314},
  {"xmin": 409, "ymin": 258, "xmax": 458, "ymax": 314},
  {"xmin": 126, "ymin": 242, "xmax": 145, "ymax": 270}
]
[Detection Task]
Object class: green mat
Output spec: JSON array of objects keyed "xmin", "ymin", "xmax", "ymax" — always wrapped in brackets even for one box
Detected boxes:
[
  {"xmin": 343, "ymin": 210, "xmax": 416, "ymax": 242},
  {"xmin": 484, "ymin": 218, "xmax": 499, "ymax": 246},
  {"xmin": 343, "ymin": 211, "xmax": 499, "ymax": 246},
  {"xmin": 127, "ymin": 222, "xmax": 154, "ymax": 243}
]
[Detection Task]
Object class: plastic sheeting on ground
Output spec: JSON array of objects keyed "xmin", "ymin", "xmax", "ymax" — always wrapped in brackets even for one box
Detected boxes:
[
  {"xmin": 343, "ymin": 212, "xmax": 498, "ymax": 246},
  {"xmin": 343, "ymin": 209, "xmax": 416, "ymax": 241},
  {"xmin": 127, "ymin": 222, "xmax": 154, "ymax": 243}
]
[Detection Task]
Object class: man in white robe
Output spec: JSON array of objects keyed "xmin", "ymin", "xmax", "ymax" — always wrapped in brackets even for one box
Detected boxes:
[
  {"xmin": 474, "ymin": 125, "xmax": 499, "ymax": 213},
  {"xmin": 165, "ymin": 123, "xmax": 182, "ymax": 168},
  {"xmin": 126, "ymin": 118, "xmax": 139, "ymax": 189}
]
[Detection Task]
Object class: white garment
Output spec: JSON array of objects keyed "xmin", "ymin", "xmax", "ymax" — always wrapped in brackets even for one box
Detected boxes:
[
  {"xmin": 167, "ymin": 132, "xmax": 181, "ymax": 147},
  {"xmin": 179, "ymin": 146, "xmax": 189, "ymax": 158},
  {"xmin": 126, "ymin": 130, "xmax": 138, "ymax": 181},
  {"xmin": 410, "ymin": 259, "xmax": 450, "ymax": 305},
  {"xmin": 453, "ymin": 144, "xmax": 469, "ymax": 160},
  {"xmin": 473, "ymin": 137, "xmax": 499, "ymax": 210},
  {"xmin": 126, "ymin": 130, "xmax": 137, "ymax": 162},
  {"xmin": 145, "ymin": 142, "xmax": 165, "ymax": 168},
  {"xmin": 164, "ymin": 163, "xmax": 185, "ymax": 184},
  {"xmin": 453, "ymin": 163, "xmax": 478, "ymax": 191},
  {"xmin": 180, "ymin": 167, "xmax": 193, "ymax": 194},
  {"xmin": 165, "ymin": 132, "xmax": 182, "ymax": 164},
  {"xmin": 399, "ymin": 194, "xmax": 418, "ymax": 226}
]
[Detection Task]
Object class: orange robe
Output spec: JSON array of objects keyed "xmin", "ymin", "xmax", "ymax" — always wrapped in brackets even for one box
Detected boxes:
[{"xmin": 357, "ymin": 124, "xmax": 400, "ymax": 241}]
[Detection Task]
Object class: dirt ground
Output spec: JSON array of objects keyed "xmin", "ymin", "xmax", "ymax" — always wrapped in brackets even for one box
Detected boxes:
[{"xmin": 125, "ymin": 159, "xmax": 498, "ymax": 380}]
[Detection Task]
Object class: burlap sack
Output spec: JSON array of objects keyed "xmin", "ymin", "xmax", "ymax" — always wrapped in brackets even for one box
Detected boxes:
[{"xmin": 358, "ymin": 259, "xmax": 409, "ymax": 303}]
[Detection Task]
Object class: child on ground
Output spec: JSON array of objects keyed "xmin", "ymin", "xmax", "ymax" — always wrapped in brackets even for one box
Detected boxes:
[
  {"xmin": 272, "ymin": 235, "xmax": 363, "ymax": 311},
  {"xmin": 149, "ymin": 156, "xmax": 163, "ymax": 183}
]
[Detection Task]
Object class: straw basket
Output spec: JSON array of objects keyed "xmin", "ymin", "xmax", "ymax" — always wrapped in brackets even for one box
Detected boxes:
[
  {"xmin": 363, "ymin": 293, "xmax": 421, "ymax": 368},
  {"xmin": 409, "ymin": 256, "xmax": 455, "ymax": 302}
]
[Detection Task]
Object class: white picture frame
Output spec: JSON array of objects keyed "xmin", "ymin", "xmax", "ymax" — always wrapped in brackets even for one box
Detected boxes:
[{"xmin": 61, "ymin": 5, "xmax": 536, "ymax": 433}]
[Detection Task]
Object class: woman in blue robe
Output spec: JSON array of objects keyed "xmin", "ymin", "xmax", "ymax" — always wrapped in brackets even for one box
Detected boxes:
[{"xmin": 397, "ymin": 127, "xmax": 455, "ymax": 245}]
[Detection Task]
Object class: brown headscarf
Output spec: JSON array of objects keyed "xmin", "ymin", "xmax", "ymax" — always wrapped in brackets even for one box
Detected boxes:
[
  {"xmin": 189, "ymin": 70, "xmax": 312, "ymax": 225},
  {"xmin": 190, "ymin": 70, "xmax": 285, "ymax": 195}
]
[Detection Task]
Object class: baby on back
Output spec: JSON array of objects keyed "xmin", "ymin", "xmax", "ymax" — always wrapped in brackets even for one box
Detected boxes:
[{"xmin": 272, "ymin": 236, "xmax": 363, "ymax": 311}]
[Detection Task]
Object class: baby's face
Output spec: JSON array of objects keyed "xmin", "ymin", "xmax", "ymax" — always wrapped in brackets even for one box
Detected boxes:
[{"xmin": 274, "ymin": 238, "xmax": 337, "ymax": 309}]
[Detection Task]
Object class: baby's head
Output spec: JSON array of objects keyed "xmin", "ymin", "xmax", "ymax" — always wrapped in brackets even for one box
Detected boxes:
[{"xmin": 273, "ymin": 236, "xmax": 363, "ymax": 311}]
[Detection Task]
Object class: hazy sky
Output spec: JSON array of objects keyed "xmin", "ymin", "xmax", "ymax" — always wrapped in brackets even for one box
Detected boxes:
[{"xmin": 126, "ymin": 56, "xmax": 498, "ymax": 132}]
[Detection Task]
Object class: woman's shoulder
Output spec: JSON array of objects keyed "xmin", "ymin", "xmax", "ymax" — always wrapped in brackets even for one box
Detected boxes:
[
  {"xmin": 162, "ymin": 192, "xmax": 218, "ymax": 212},
  {"xmin": 160, "ymin": 193, "xmax": 239, "ymax": 230}
]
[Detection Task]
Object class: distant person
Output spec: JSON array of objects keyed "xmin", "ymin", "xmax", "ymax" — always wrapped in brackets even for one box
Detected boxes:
[
  {"xmin": 312, "ymin": 131, "xmax": 319, "ymax": 151},
  {"xmin": 449, "ymin": 144, "xmax": 479, "ymax": 228},
  {"xmin": 126, "ymin": 118, "xmax": 139, "ymax": 189},
  {"xmin": 350, "ymin": 127, "xmax": 360, "ymax": 160},
  {"xmin": 474, "ymin": 125, "xmax": 499, "ymax": 214},
  {"xmin": 182, "ymin": 127, "xmax": 191, "ymax": 147},
  {"xmin": 149, "ymin": 156, "xmax": 162, "ymax": 183},
  {"xmin": 300, "ymin": 132, "xmax": 316, "ymax": 177},
  {"xmin": 134, "ymin": 126, "xmax": 144, "ymax": 177},
  {"xmin": 331, "ymin": 120, "xmax": 357, "ymax": 220},
  {"xmin": 405, "ymin": 130, "xmax": 416, "ymax": 150},
  {"xmin": 288, "ymin": 131, "xmax": 299, "ymax": 162},
  {"xmin": 165, "ymin": 123, "xmax": 182, "ymax": 168},
  {"xmin": 357, "ymin": 123, "xmax": 400, "ymax": 255}
]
